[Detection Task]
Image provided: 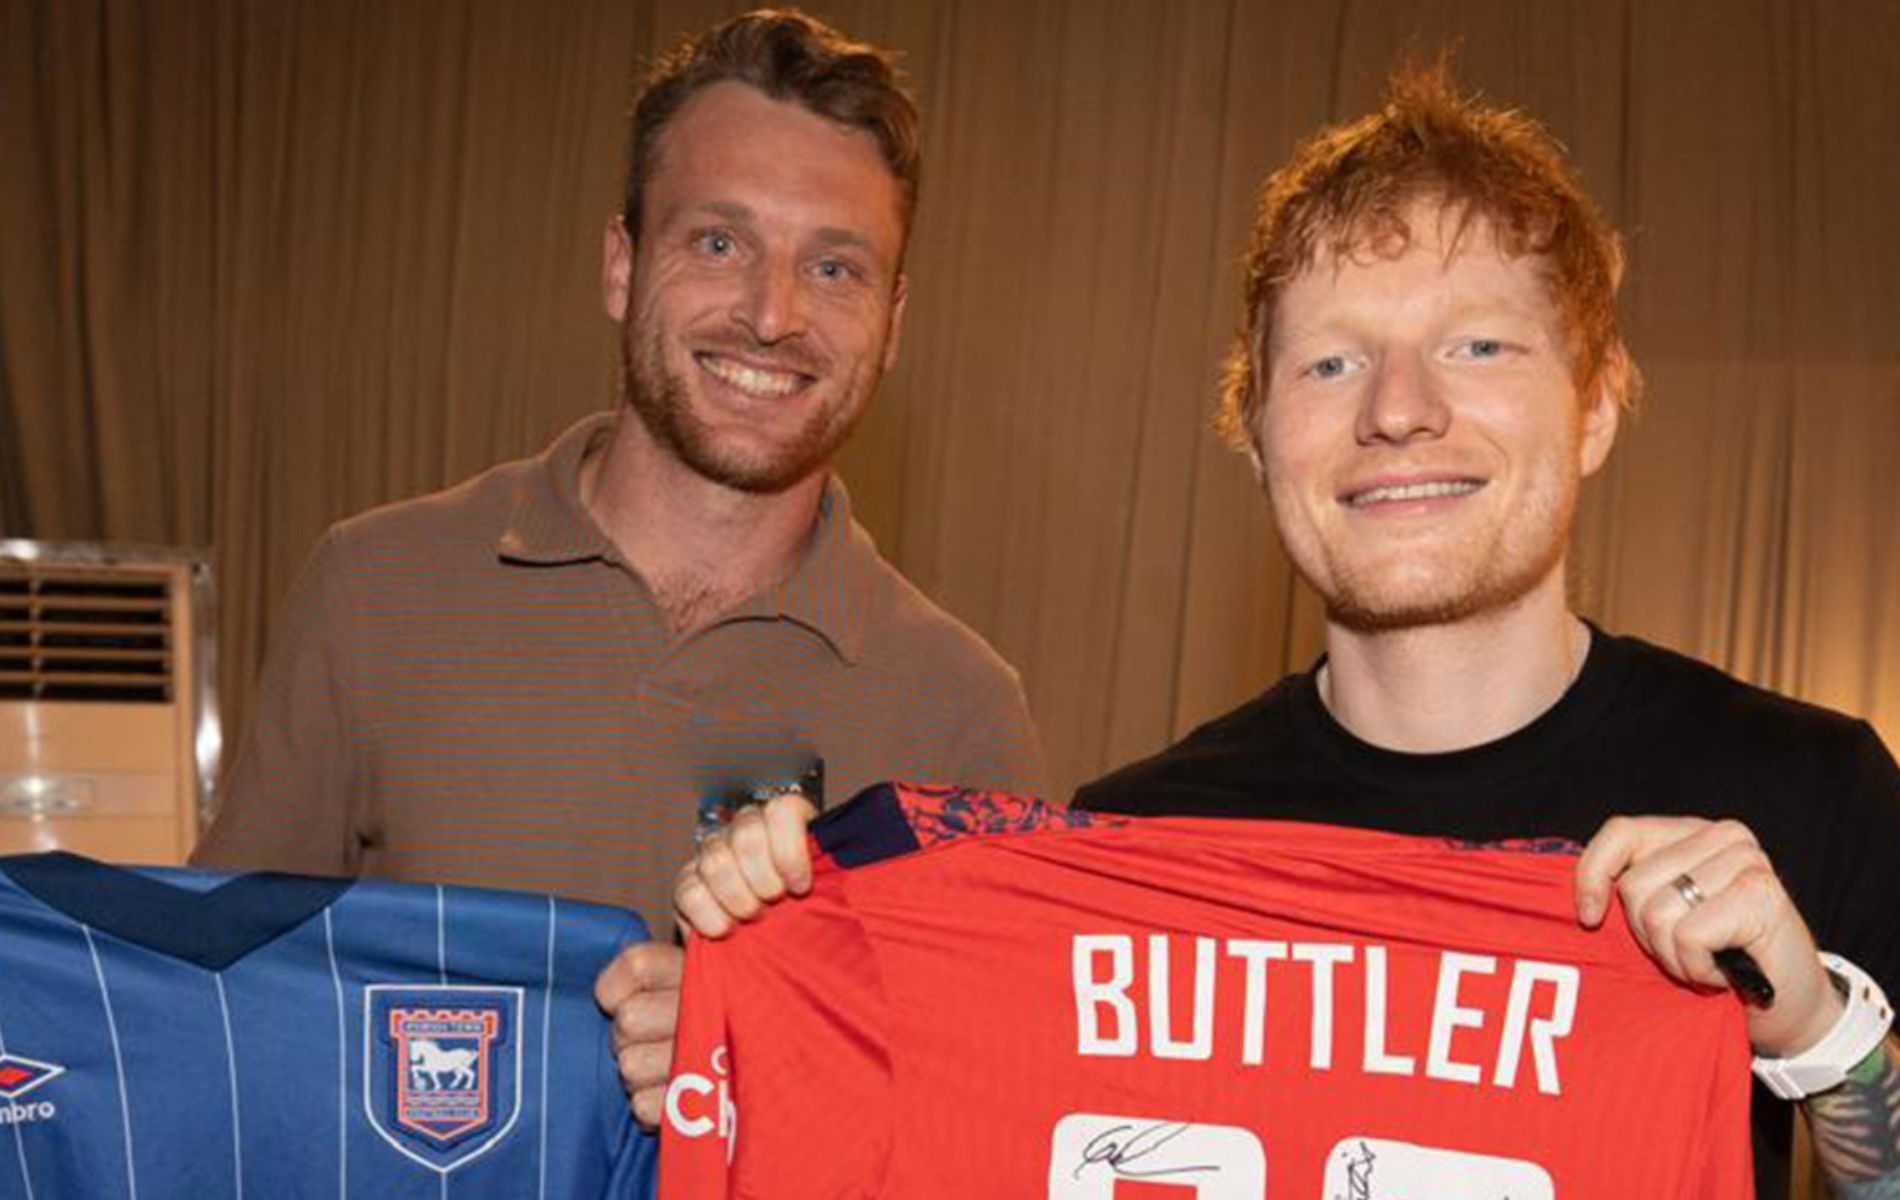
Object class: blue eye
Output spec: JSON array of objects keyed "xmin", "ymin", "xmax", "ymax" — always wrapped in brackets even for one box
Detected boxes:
[
  {"xmin": 814, "ymin": 259, "xmax": 857, "ymax": 283},
  {"xmin": 697, "ymin": 231, "xmax": 736, "ymax": 257},
  {"xmin": 1309, "ymin": 355, "xmax": 1349, "ymax": 380}
]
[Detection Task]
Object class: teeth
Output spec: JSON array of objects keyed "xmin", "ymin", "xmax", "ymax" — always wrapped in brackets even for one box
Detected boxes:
[
  {"xmin": 700, "ymin": 355, "xmax": 804, "ymax": 398},
  {"xmin": 1350, "ymin": 479, "xmax": 1482, "ymax": 506}
]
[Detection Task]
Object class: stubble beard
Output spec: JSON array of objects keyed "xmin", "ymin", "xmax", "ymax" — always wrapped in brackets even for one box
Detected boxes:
[
  {"xmin": 620, "ymin": 321, "xmax": 871, "ymax": 495},
  {"xmin": 1282, "ymin": 460, "xmax": 1580, "ymax": 635}
]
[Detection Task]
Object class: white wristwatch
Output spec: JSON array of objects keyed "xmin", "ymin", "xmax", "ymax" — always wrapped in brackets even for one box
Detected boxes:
[{"xmin": 1751, "ymin": 952, "xmax": 1894, "ymax": 1100}]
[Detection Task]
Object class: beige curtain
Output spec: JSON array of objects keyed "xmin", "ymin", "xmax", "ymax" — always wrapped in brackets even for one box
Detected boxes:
[{"xmin": 4, "ymin": 0, "xmax": 1897, "ymax": 805}]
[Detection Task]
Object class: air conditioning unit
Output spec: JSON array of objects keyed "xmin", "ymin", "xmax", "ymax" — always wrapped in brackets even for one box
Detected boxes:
[{"xmin": 0, "ymin": 541, "xmax": 219, "ymax": 864}]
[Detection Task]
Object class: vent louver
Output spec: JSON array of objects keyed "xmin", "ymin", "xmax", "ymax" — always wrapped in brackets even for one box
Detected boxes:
[{"xmin": 0, "ymin": 566, "xmax": 173, "ymax": 703}]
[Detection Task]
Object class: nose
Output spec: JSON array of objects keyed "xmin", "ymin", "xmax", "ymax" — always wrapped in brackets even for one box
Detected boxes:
[
  {"xmin": 1355, "ymin": 352, "xmax": 1450, "ymax": 444},
  {"xmin": 731, "ymin": 255, "xmax": 806, "ymax": 344}
]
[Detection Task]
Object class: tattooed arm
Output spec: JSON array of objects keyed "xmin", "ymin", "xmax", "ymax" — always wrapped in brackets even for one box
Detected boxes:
[
  {"xmin": 1573, "ymin": 820, "xmax": 1897, "ymax": 1196},
  {"xmin": 1805, "ymin": 1034, "xmax": 1900, "ymax": 1199}
]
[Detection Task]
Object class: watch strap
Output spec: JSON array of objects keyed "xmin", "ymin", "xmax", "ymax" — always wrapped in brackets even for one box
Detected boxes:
[{"xmin": 1751, "ymin": 952, "xmax": 1894, "ymax": 1101}]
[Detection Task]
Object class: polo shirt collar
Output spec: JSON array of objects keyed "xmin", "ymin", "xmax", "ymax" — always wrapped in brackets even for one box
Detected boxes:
[
  {"xmin": 498, "ymin": 410, "xmax": 873, "ymax": 663},
  {"xmin": 496, "ymin": 412, "xmax": 619, "ymax": 565},
  {"xmin": 755, "ymin": 476, "xmax": 873, "ymax": 664}
]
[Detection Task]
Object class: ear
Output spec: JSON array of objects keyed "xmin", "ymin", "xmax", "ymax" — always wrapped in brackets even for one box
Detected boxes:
[
  {"xmin": 1578, "ymin": 348, "xmax": 1627, "ymax": 478},
  {"xmin": 881, "ymin": 275, "xmax": 910, "ymax": 372},
  {"xmin": 602, "ymin": 216, "xmax": 634, "ymax": 322},
  {"xmin": 1240, "ymin": 329, "xmax": 1270, "ymax": 479}
]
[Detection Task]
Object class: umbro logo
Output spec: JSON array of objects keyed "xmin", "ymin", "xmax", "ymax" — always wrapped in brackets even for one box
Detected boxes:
[
  {"xmin": 0, "ymin": 1055, "xmax": 62, "ymax": 1127},
  {"xmin": 0, "ymin": 1055, "xmax": 62, "ymax": 1101}
]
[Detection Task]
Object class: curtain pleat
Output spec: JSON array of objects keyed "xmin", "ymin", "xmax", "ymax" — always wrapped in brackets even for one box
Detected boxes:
[{"xmin": 2, "ymin": 0, "xmax": 1896, "ymax": 806}]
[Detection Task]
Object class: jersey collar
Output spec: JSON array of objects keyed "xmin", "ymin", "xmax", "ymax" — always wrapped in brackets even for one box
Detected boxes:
[{"xmin": 0, "ymin": 852, "xmax": 352, "ymax": 972}]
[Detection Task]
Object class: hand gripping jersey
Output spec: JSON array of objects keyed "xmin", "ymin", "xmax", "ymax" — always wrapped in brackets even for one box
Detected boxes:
[
  {"xmin": 0, "ymin": 852, "xmax": 655, "ymax": 1200},
  {"xmin": 662, "ymin": 784, "xmax": 1754, "ymax": 1200}
]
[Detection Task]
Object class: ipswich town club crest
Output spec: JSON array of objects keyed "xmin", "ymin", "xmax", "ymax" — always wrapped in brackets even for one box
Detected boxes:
[{"xmin": 365, "ymin": 985, "xmax": 523, "ymax": 1171}]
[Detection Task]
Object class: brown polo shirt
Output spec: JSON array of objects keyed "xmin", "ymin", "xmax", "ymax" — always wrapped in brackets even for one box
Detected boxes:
[{"xmin": 194, "ymin": 412, "xmax": 1046, "ymax": 923}]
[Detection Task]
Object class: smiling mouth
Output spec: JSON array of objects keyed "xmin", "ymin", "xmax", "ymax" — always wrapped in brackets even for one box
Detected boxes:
[
  {"xmin": 1343, "ymin": 479, "xmax": 1485, "ymax": 507},
  {"xmin": 695, "ymin": 353, "xmax": 812, "ymax": 399}
]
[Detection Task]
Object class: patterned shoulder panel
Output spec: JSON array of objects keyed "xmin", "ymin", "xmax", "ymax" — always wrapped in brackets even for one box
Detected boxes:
[
  {"xmin": 894, "ymin": 783, "xmax": 1107, "ymax": 850},
  {"xmin": 1442, "ymin": 835, "xmax": 1583, "ymax": 856},
  {"xmin": 813, "ymin": 782, "xmax": 1113, "ymax": 869}
]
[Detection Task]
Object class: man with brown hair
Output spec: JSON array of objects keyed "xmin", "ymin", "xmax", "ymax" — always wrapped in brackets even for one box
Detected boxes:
[
  {"xmin": 677, "ymin": 64, "xmax": 1900, "ymax": 1196},
  {"xmin": 195, "ymin": 8, "xmax": 1044, "ymax": 1125}
]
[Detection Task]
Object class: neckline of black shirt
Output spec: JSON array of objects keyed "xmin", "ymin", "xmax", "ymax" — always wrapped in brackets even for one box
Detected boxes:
[{"xmin": 1288, "ymin": 621, "xmax": 1637, "ymax": 793}]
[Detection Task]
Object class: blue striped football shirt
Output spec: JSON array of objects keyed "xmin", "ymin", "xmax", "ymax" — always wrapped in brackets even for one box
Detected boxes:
[{"xmin": 0, "ymin": 852, "xmax": 654, "ymax": 1200}]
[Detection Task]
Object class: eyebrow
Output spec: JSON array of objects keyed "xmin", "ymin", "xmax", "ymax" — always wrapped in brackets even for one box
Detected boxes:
[
  {"xmin": 1277, "ymin": 295, "xmax": 1547, "ymax": 339},
  {"xmin": 809, "ymin": 227, "xmax": 879, "ymax": 259},
  {"xmin": 689, "ymin": 200, "xmax": 756, "ymax": 226}
]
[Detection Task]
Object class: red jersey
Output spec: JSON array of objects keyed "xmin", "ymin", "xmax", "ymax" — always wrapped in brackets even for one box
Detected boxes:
[{"xmin": 661, "ymin": 784, "xmax": 1753, "ymax": 1199}]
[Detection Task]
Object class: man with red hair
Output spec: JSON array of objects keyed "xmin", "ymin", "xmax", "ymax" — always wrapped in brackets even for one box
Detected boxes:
[
  {"xmin": 680, "ymin": 65, "xmax": 1900, "ymax": 1198},
  {"xmin": 1072, "ymin": 63, "xmax": 1900, "ymax": 1199}
]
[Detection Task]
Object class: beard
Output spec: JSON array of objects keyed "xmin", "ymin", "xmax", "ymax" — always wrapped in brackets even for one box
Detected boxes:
[
  {"xmin": 1279, "ymin": 457, "xmax": 1581, "ymax": 635},
  {"xmin": 1317, "ymin": 519, "xmax": 1572, "ymax": 633},
  {"xmin": 620, "ymin": 322, "xmax": 871, "ymax": 495}
]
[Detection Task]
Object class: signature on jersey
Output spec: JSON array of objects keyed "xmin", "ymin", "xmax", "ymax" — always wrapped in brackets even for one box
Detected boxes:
[
  {"xmin": 1072, "ymin": 1121, "xmax": 1219, "ymax": 1182},
  {"xmin": 1333, "ymin": 1138, "xmax": 1519, "ymax": 1200},
  {"xmin": 1336, "ymin": 1139, "xmax": 1377, "ymax": 1200}
]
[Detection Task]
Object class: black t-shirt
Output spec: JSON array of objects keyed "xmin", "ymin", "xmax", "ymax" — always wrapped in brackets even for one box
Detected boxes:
[{"xmin": 1074, "ymin": 627, "xmax": 1900, "ymax": 1199}]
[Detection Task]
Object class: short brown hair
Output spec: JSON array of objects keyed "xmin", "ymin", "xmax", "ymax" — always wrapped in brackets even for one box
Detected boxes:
[
  {"xmin": 624, "ymin": 8, "xmax": 920, "ymax": 244},
  {"xmin": 1219, "ymin": 59, "xmax": 1639, "ymax": 449}
]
